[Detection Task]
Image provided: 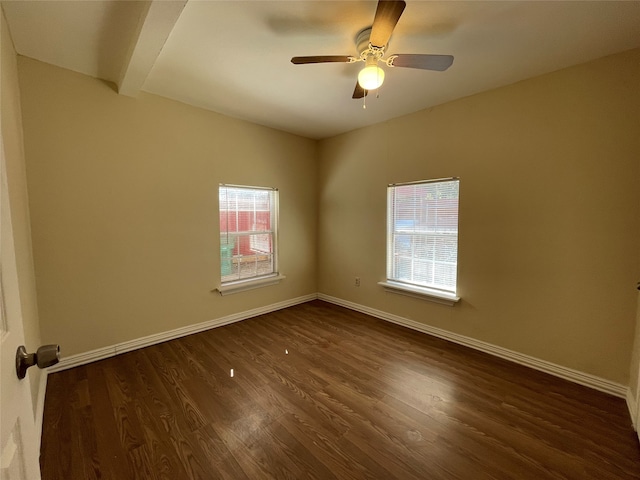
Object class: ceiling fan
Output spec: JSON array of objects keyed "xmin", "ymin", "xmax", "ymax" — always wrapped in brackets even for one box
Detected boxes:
[{"xmin": 291, "ymin": 0, "xmax": 454, "ymax": 99}]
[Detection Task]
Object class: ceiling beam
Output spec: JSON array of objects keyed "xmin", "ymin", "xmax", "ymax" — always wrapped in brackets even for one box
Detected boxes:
[{"xmin": 117, "ymin": 0, "xmax": 187, "ymax": 98}]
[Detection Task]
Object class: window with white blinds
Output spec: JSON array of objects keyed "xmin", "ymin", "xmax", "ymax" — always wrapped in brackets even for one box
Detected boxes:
[
  {"xmin": 219, "ymin": 185, "xmax": 278, "ymax": 285},
  {"xmin": 387, "ymin": 178, "xmax": 459, "ymax": 294}
]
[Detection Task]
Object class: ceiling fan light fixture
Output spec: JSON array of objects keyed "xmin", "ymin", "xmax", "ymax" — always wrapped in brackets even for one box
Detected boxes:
[
  {"xmin": 290, "ymin": 0, "xmax": 453, "ymax": 100},
  {"xmin": 358, "ymin": 64, "xmax": 385, "ymax": 90}
]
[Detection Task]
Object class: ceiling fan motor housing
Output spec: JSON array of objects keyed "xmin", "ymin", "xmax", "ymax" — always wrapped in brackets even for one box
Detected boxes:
[
  {"xmin": 356, "ymin": 27, "xmax": 386, "ymax": 61},
  {"xmin": 356, "ymin": 28, "xmax": 373, "ymax": 55}
]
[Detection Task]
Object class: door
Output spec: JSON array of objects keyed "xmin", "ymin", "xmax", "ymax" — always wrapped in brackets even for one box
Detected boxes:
[{"xmin": 0, "ymin": 137, "xmax": 40, "ymax": 478}]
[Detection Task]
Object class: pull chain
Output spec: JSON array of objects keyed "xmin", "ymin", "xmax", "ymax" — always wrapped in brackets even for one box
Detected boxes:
[{"xmin": 363, "ymin": 90, "xmax": 367, "ymax": 109}]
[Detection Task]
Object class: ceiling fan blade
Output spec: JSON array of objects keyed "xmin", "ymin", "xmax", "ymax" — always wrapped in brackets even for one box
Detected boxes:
[
  {"xmin": 389, "ymin": 54, "xmax": 454, "ymax": 71},
  {"xmin": 352, "ymin": 82, "xmax": 368, "ymax": 99},
  {"xmin": 369, "ymin": 0, "xmax": 406, "ymax": 48},
  {"xmin": 291, "ymin": 55, "xmax": 352, "ymax": 65}
]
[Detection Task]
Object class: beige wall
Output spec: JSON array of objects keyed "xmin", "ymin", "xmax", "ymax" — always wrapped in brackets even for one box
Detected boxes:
[
  {"xmin": 14, "ymin": 43, "xmax": 640, "ymax": 388},
  {"xmin": 17, "ymin": 57, "xmax": 317, "ymax": 357},
  {"xmin": 318, "ymin": 49, "xmax": 640, "ymax": 385},
  {"xmin": 1, "ymin": 10, "xmax": 42, "ymax": 413}
]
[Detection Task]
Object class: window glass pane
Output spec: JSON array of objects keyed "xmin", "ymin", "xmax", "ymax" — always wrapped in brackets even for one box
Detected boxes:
[
  {"xmin": 387, "ymin": 179, "xmax": 459, "ymax": 293},
  {"xmin": 219, "ymin": 185, "xmax": 277, "ymax": 284}
]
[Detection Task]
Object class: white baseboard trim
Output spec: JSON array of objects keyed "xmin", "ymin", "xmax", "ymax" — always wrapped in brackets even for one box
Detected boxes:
[
  {"xmin": 48, "ymin": 293, "xmax": 318, "ymax": 373},
  {"xmin": 40, "ymin": 291, "xmax": 630, "ymax": 406},
  {"xmin": 318, "ymin": 293, "xmax": 628, "ymax": 399}
]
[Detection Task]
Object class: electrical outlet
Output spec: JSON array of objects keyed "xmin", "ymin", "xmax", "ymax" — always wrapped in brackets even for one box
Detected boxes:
[{"xmin": 355, "ymin": 277, "xmax": 361, "ymax": 287}]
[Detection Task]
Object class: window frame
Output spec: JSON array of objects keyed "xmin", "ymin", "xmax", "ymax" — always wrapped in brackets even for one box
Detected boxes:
[
  {"xmin": 216, "ymin": 184, "xmax": 284, "ymax": 295},
  {"xmin": 379, "ymin": 177, "xmax": 461, "ymax": 306}
]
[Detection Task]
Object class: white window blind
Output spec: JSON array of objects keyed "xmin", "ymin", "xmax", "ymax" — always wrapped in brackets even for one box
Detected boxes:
[
  {"xmin": 387, "ymin": 178, "xmax": 459, "ymax": 294},
  {"xmin": 219, "ymin": 185, "xmax": 278, "ymax": 284}
]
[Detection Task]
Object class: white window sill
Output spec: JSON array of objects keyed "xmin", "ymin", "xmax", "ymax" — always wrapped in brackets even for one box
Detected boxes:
[
  {"xmin": 216, "ymin": 274, "xmax": 285, "ymax": 296},
  {"xmin": 378, "ymin": 281, "xmax": 460, "ymax": 306}
]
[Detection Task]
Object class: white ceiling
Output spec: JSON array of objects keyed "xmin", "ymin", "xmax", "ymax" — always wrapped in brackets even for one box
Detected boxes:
[{"xmin": 3, "ymin": 1, "xmax": 640, "ymax": 139}]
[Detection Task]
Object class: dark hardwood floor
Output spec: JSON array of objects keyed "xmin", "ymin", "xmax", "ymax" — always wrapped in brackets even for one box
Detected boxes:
[{"xmin": 40, "ymin": 300, "xmax": 640, "ymax": 479}]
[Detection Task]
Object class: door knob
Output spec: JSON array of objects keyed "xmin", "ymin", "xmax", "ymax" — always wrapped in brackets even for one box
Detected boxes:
[{"xmin": 16, "ymin": 344, "xmax": 60, "ymax": 379}]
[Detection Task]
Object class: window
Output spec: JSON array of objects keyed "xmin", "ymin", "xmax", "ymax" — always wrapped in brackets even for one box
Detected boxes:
[
  {"xmin": 381, "ymin": 178, "xmax": 460, "ymax": 305},
  {"xmin": 217, "ymin": 184, "xmax": 282, "ymax": 294}
]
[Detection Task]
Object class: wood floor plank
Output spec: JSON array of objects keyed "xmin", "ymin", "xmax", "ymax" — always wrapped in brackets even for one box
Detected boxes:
[
  {"xmin": 188, "ymin": 423, "xmax": 249, "ymax": 479},
  {"xmin": 103, "ymin": 361, "xmax": 147, "ymax": 452},
  {"xmin": 155, "ymin": 408, "xmax": 212, "ymax": 479},
  {"xmin": 41, "ymin": 300, "xmax": 640, "ymax": 479},
  {"xmin": 39, "ymin": 370, "xmax": 77, "ymax": 478},
  {"xmin": 85, "ymin": 363, "xmax": 134, "ymax": 480},
  {"xmin": 131, "ymin": 394, "xmax": 191, "ymax": 479},
  {"xmin": 279, "ymin": 412, "xmax": 396, "ymax": 480},
  {"xmin": 145, "ymin": 345, "xmax": 210, "ymax": 433}
]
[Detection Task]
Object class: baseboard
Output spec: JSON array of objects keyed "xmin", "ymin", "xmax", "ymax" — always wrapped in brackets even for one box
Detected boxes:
[
  {"xmin": 318, "ymin": 293, "xmax": 627, "ymax": 399},
  {"xmin": 41, "ymin": 291, "xmax": 629, "ymax": 404},
  {"xmin": 48, "ymin": 293, "xmax": 318, "ymax": 373}
]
